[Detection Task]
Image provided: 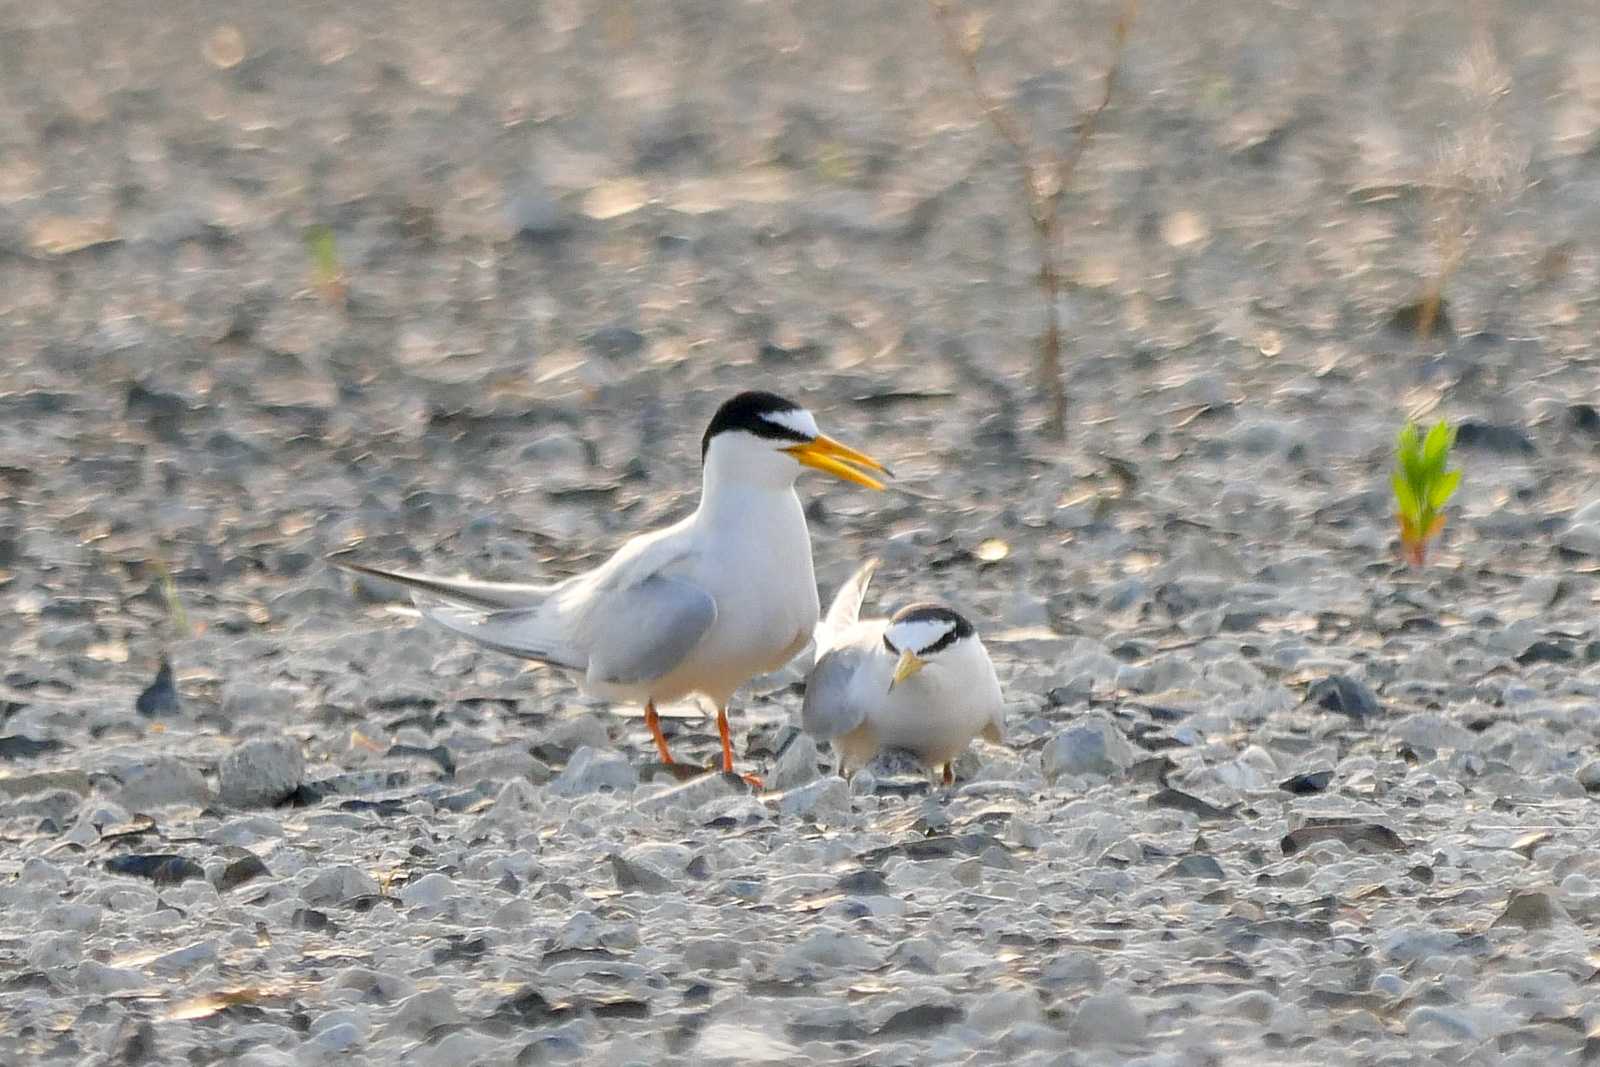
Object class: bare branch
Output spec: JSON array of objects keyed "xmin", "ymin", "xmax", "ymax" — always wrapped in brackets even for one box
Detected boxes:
[
  {"xmin": 1054, "ymin": 0, "xmax": 1138, "ymax": 199},
  {"xmin": 926, "ymin": 0, "xmax": 1139, "ymax": 438}
]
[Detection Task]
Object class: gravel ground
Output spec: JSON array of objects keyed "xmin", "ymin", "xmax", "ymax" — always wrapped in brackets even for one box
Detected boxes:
[{"xmin": 4, "ymin": 1, "xmax": 1600, "ymax": 1064}]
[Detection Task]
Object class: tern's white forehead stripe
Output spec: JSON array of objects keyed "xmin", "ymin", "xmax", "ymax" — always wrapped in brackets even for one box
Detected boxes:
[
  {"xmin": 761, "ymin": 407, "xmax": 818, "ymax": 439},
  {"xmin": 885, "ymin": 617, "xmax": 957, "ymax": 655}
]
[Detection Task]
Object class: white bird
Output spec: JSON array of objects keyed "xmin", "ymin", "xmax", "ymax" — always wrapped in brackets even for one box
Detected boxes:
[
  {"xmin": 802, "ymin": 559, "xmax": 1004, "ymax": 784},
  {"xmin": 335, "ymin": 391, "xmax": 890, "ymax": 784}
]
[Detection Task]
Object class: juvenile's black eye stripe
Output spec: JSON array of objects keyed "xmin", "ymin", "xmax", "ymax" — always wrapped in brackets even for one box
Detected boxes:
[
  {"xmin": 885, "ymin": 603, "xmax": 974, "ymax": 656},
  {"xmin": 702, "ymin": 390, "xmax": 810, "ymax": 459}
]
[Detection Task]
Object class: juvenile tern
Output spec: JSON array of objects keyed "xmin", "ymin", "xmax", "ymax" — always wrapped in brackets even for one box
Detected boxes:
[
  {"xmin": 335, "ymin": 391, "xmax": 890, "ymax": 784},
  {"xmin": 802, "ymin": 559, "xmax": 1004, "ymax": 784}
]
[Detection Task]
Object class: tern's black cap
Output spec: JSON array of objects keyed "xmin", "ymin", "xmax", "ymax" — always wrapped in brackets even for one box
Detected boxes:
[
  {"xmin": 702, "ymin": 391, "xmax": 812, "ymax": 460},
  {"xmin": 883, "ymin": 603, "xmax": 975, "ymax": 655}
]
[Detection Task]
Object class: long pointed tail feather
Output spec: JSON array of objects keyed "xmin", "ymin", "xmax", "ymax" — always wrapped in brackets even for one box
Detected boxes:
[{"xmin": 331, "ymin": 557, "xmax": 553, "ymax": 611}]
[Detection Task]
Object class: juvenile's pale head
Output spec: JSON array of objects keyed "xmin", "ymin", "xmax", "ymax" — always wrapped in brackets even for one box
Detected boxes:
[
  {"xmin": 883, "ymin": 603, "xmax": 976, "ymax": 688},
  {"xmin": 700, "ymin": 390, "xmax": 891, "ymax": 491}
]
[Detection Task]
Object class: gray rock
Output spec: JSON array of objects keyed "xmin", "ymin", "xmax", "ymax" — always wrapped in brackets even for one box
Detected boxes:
[
  {"xmin": 219, "ymin": 737, "xmax": 304, "ymax": 808},
  {"xmin": 774, "ymin": 776, "xmax": 850, "ymax": 824},
  {"xmin": 77, "ymin": 960, "xmax": 149, "ymax": 994},
  {"xmin": 303, "ymin": 865, "xmax": 381, "ymax": 905},
  {"xmin": 1068, "ymin": 990, "xmax": 1147, "ymax": 1046},
  {"xmin": 116, "ymin": 757, "xmax": 212, "ymax": 809},
  {"xmin": 1040, "ymin": 953, "xmax": 1103, "ymax": 992},
  {"xmin": 1307, "ymin": 674, "xmax": 1381, "ymax": 718},
  {"xmin": 1558, "ymin": 522, "xmax": 1600, "ymax": 556},
  {"xmin": 1577, "ymin": 760, "xmax": 1600, "ymax": 793},
  {"xmin": 1042, "ymin": 717, "xmax": 1135, "ymax": 781},
  {"xmin": 683, "ymin": 938, "xmax": 741, "ymax": 971},
  {"xmin": 1163, "ymin": 854, "xmax": 1225, "ymax": 879},
  {"xmin": 635, "ymin": 771, "xmax": 747, "ymax": 813},
  {"xmin": 610, "ymin": 853, "xmax": 674, "ymax": 893},
  {"xmin": 550, "ymin": 746, "xmax": 638, "ymax": 796},
  {"xmin": 1493, "ymin": 889, "xmax": 1568, "ymax": 929},
  {"xmin": 150, "ymin": 940, "xmax": 218, "ymax": 974},
  {"xmin": 768, "ymin": 729, "xmax": 820, "ymax": 791},
  {"xmin": 388, "ymin": 988, "xmax": 462, "ymax": 1035},
  {"xmin": 397, "ymin": 872, "xmax": 455, "ymax": 908}
]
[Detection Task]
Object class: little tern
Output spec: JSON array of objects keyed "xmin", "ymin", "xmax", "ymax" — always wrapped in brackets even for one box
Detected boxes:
[
  {"xmin": 802, "ymin": 559, "xmax": 1004, "ymax": 784},
  {"xmin": 335, "ymin": 391, "xmax": 890, "ymax": 784}
]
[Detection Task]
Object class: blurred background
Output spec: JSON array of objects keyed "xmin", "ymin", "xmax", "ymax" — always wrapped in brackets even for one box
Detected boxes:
[{"xmin": 3, "ymin": 0, "xmax": 1600, "ymax": 659}]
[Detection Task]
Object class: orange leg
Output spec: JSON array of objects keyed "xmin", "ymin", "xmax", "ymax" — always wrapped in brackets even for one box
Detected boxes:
[
  {"xmin": 942, "ymin": 763, "xmax": 954, "ymax": 786},
  {"xmin": 716, "ymin": 705, "xmax": 763, "ymax": 790},
  {"xmin": 644, "ymin": 700, "xmax": 675, "ymax": 764}
]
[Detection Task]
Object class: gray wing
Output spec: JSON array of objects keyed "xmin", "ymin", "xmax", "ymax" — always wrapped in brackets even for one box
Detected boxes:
[
  {"xmin": 801, "ymin": 644, "xmax": 873, "ymax": 741},
  {"xmin": 585, "ymin": 575, "xmax": 717, "ymax": 686}
]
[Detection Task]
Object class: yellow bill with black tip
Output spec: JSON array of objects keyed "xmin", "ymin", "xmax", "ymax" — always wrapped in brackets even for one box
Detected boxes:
[
  {"xmin": 889, "ymin": 649, "xmax": 925, "ymax": 689},
  {"xmin": 784, "ymin": 434, "xmax": 892, "ymax": 491}
]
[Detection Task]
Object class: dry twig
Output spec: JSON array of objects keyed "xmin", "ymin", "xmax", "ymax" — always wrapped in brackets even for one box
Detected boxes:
[{"xmin": 929, "ymin": 0, "xmax": 1137, "ymax": 438}]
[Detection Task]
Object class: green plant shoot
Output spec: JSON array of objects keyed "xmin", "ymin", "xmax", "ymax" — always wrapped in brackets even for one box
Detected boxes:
[
  {"xmin": 305, "ymin": 224, "xmax": 345, "ymax": 302},
  {"xmin": 1392, "ymin": 420, "xmax": 1461, "ymax": 566}
]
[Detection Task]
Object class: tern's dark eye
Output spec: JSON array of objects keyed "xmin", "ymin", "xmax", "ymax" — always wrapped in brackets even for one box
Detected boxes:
[{"xmin": 882, "ymin": 634, "xmax": 898, "ymax": 654}]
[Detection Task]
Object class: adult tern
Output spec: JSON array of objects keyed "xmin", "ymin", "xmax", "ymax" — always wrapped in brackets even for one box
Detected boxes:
[
  {"xmin": 802, "ymin": 559, "xmax": 1004, "ymax": 784},
  {"xmin": 336, "ymin": 391, "xmax": 891, "ymax": 784}
]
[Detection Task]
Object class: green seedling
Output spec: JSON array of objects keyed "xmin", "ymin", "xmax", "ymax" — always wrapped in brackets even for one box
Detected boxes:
[
  {"xmin": 1392, "ymin": 420, "xmax": 1461, "ymax": 567},
  {"xmin": 305, "ymin": 224, "xmax": 347, "ymax": 304}
]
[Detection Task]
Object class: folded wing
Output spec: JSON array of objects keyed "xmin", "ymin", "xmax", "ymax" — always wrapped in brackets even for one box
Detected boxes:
[{"xmin": 801, "ymin": 642, "xmax": 872, "ymax": 741}]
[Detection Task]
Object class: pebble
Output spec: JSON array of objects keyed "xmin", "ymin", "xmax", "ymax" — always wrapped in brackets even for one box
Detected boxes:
[
  {"xmin": 550, "ymin": 746, "xmax": 638, "ymax": 796},
  {"xmin": 397, "ymin": 872, "xmax": 455, "ymax": 908},
  {"xmin": 115, "ymin": 757, "xmax": 212, "ymax": 809},
  {"xmin": 775, "ymin": 776, "xmax": 851, "ymax": 824},
  {"xmin": 388, "ymin": 988, "xmax": 463, "ymax": 1035},
  {"xmin": 1068, "ymin": 991, "xmax": 1147, "ymax": 1045},
  {"xmin": 219, "ymin": 737, "xmax": 305, "ymax": 807},
  {"xmin": 1041, "ymin": 717, "xmax": 1135, "ymax": 781},
  {"xmin": 768, "ymin": 730, "xmax": 821, "ymax": 791},
  {"xmin": 302, "ymin": 865, "xmax": 381, "ymax": 905}
]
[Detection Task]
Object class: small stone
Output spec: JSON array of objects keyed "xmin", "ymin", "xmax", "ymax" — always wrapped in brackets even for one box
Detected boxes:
[
  {"xmin": 308, "ymin": 1022, "xmax": 363, "ymax": 1054},
  {"xmin": 1040, "ymin": 950, "xmax": 1104, "ymax": 988},
  {"xmin": 389, "ymin": 988, "xmax": 462, "ymax": 1035},
  {"xmin": 636, "ymin": 771, "xmax": 747, "ymax": 813},
  {"xmin": 151, "ymin": 940, "xmax": 218, "ymax": 974},
  {"xmin": 775, "ymin": 776, "xmax": 850, "ymax": 824},
  {"xmin": 302, "ymin": 865, "xmax": 381, "ymax": 905},
  {"xmin": 550, "ymin": 746, "xmax": 638, "ymax": 796},
  {"xmin": 77, "ymin": 960, "xmax": 149, "ymax": 994},
  {"xmin": 768, "ymin": 729, "xmax": 820, "ymax": 791},
  {"xmin": 610, "ymin": 854, "xmax": 674, "ymax": 893},
  {"xmin": 1068, "ymin": 991, "xmax": 1147, "ymax": 1046},
  {"xmin": 1163, "ymin": 854, "xmax": 1225, "ymax": 880},
  {"xmin": 456, "ymin": 748, "xmax": 540, "ymax": 787},
  {"xmin": 217, "ymin": 854, "xmax": 271, "ymax": 891},
  {"xmin": 1577, "ymin": 761, "xmax": 1600, "ymax": 793},
  {"xmin": 1282, "ymin": 821, "xmax": 1406, "ymax": 855},
  {"xmin": 116, "ymin": 757, "xmax": 211, "ymax": 809},
  {"xmin": 1307, "ymin": 675, "xmax": 1380, "ymax": 718},
  {"xmin": 1280, "ymin": 770, "xmax": 1333, "ymax": 795},
  {"xmin": 1406, "ymin": 1005, "xmax": 1480, "ymax": 1041},
  {"xmin": 1558, "ymin": 522, "xmax": 1600, "ymax": 557},
  {"xmin": 105, "ymin": 853, "xmax": 206, "ymax": 886},
  {"xmin": 1042, "ymin": 717, "xmax": 1135, "ymax": 781},
  {"xmin": 683, "ymin": 938, "xmax": 740, "ymax": 971},
  {"xmin": 397, "ymin": 872, "xmax": 455, "ymax": 908},
  {"xmin": 778, "ymin": 929, "xmax": 884, "ymax": 972},
  {"xmin": 219, "ymin": 737, "xmax": 305, "ymax": 808},
  {"xmin": 1493, "ymin": 889, "xmax": 1567, "ymax": 930}
]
